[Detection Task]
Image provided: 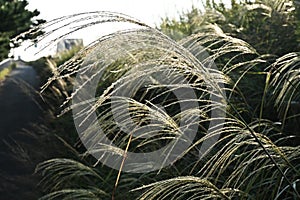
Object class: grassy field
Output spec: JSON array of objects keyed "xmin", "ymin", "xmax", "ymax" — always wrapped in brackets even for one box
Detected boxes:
[{"xmin": 12, "ymin": 0, "xmax": 300, "ymax": 199}]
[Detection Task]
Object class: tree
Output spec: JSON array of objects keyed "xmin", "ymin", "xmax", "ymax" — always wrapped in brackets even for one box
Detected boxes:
[{"xmin": 0, "ymin": 0, "xmax": 45, "ymax": 60}]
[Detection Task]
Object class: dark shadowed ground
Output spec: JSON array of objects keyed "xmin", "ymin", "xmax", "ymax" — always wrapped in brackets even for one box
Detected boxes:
[{"xmin": 0, "ymin": 61, "xmax": 43, "ymax": 199}]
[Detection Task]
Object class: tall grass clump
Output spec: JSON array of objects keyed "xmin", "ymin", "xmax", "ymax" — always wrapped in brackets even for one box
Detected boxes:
[{"xmin": 17, "ymin": 1, "xmax": 300, "ymax": 199}]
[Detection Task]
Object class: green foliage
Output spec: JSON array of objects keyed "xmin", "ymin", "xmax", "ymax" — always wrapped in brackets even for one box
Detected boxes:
[
  {"xmin": 0, "ymin": 0, "xmax": 45, "ymax": 60},
  {"xmin": 160, "ymin": 0, "xmax": 299, "ymax": 56},
  {"xmin": 295, "ymin": 0, "xmax": 300, "ymax": 40},
  {"xmin": 214, "ymin": 0, "xmax": 298, "ymax": 56},
  {"xmin": 0, "ymin": 34, "xmax": 10, "ymax": 59},
  {"xmin": 160, "ymin": 7, "xmax": 206, "ymax": 40}
]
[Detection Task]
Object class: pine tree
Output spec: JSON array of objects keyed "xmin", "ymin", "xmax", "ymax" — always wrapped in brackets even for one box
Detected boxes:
[{"xmin": 0, "ymin": 0, "xmax": 45, "ymax": 60}]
